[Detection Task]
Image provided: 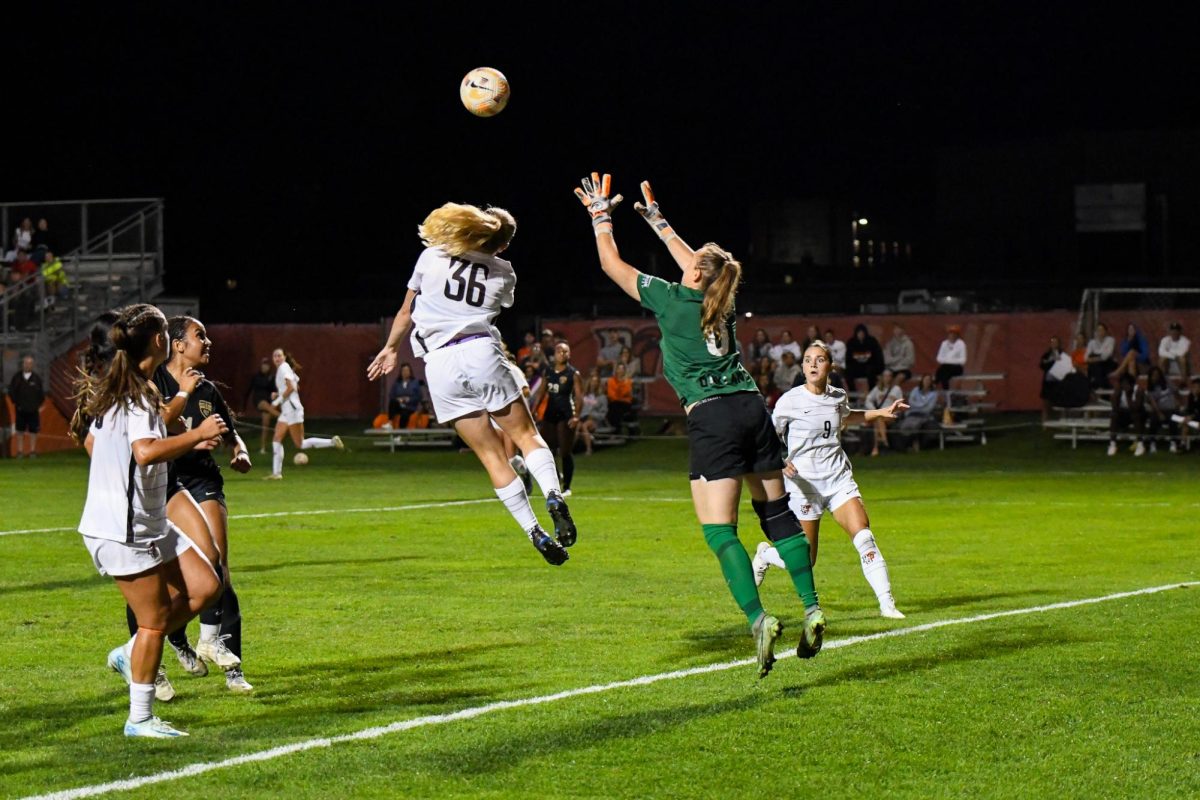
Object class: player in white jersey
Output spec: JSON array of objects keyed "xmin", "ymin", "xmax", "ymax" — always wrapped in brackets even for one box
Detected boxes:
[
  {"xmin": 754, "ymin": 340, "xmax": 908, "ymax": 619},
  {"xmin": 266, "ymin": 347, "xmax": 343, "ymax": 479},
  {"xmin": 72, "ymin": 303, "xmax": 225, "ymax": 737},
  {"xmin": 367, "ymin": 202, "xmax": 576, "ymax": 565}
]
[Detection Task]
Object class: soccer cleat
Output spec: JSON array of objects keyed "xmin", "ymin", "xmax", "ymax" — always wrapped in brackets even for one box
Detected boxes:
[
  {"xmin": 124, "ymin": 716, "xmax": 189, "ymax": 738},
  {"xmin": 263, "ymin": 473, "xmax": 283, "ymax": 480},
  {"xmin": 527, "ymin": 526, "xmax": 569, "ymax": 566},
  {"xmin": 195, "ymin": 635, "xmax": 242, "ymax": 671},
  {"xmin": 752, "ymin": 542, "xmax": 773, "ymax": 587},
  {"xmin": 107, "ymin": 643, "xmax": 132, "ymax": 685},
  {"xmin": 172, "ymin": 640, "xmax": 208, "ymax": 677},
  {"xmin": 1107, "ymin": 441, "xmax": 1118, "ymax": 456},
  {"xmin": 332, "ymin": 435, "xmax": 345, "ymax": 451},
  {"xmin": 752, "ymin": 613, "xmax": 783, "ymax": 678},
  {"xmin": 546, "ymin": 490, "xmax": 578, "ymax": 548},
  {"xmin": 1134, "ymin": 441, "xmax": 1146, "ymax": 457},
  {"xmin": 880, "ymin": 604, "xmax": 906, "ymax": 620},
  {"xmin": 1170, "ymin": 441, "xmax": 1178, "ymax": 454},
  {"xmin": 561, "ymin": 488, "xmax": 573, "ymax": 498},
  {"xmin": 154, "ymin": 667, "xmax": 176, "ymax": 702},
  {"xmin": 225, "ymin": 669, "xmax": 254, "ymax": 693},
  {"xmin": 796, "ymin": 606, "xmax": 826, "ymax": 659}
]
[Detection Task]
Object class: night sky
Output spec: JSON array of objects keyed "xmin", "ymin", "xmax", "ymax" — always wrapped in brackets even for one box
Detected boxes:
[{"xmin": 9, "ymin": 4, "xmax": 1195, "ymax": 324}]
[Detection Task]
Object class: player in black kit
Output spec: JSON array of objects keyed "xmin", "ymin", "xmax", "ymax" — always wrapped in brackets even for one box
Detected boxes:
[
  {"xmin": 531, "ymin": 342, "xmax": 584, "ymax": 496},
  {"xmin": 152, "ymin": 316, "xmax": 256, "ymax": 693}
]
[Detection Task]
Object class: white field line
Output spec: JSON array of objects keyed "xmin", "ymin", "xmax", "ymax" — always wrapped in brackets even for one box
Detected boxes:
[
  {"xmin": 22, "ymin": 580, "xmax": 1199, "ymax": 800},
  {"xmin": 3, "ymin": 493, "xmax": 1197, "ymax": 538}
]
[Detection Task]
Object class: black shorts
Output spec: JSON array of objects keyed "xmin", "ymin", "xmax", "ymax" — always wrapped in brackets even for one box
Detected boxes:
[
  {"xmin": 686, "ymin": 391, "xmax": 784, "ymax": 481},
  {"xmin": 14, "ymin": 410, "xmax": 40, "ymax": 433},
  {"xmin": 179, "ymin": 473, "xmax": 227, "ymax": 508},
  {"xmin": 542, "ymin": 406, "xmax": 574, "ymax": 424}
]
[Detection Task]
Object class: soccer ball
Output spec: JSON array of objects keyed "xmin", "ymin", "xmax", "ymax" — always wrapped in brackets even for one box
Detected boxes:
[
  {"xmin": 460, "ymin": 67, "xmax": 510, "ymax": 117},
  {"xmin": 293, "ymin": 452, "xmax": 309, "ymax": 466}
]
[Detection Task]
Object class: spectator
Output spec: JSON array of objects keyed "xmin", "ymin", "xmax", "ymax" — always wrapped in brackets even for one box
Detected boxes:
[
  {"xmin": 845, "ymin": 323, "xmax": 884, "ymax": 391},
  {"xmin": 864, "ymin": 368, "xmax": 904, "ymax": 456},
  {"xmin": 13, "ymin": 218, "xmax": 33, "ymax": 254},
  {"xmin": 407, "ymin": 401, "xmax": 432, "ymax": 429},
  {"xmin": 388, "ymin": 362, "xmax": 425, "ymax": 428},
  {"xmin": 245, "ymin": 356, "xmax": 277, "ymax": 453},
  {"xmin": 40, "ymin": 252, "xmax": 69, "ymax": 303},
  {"xmin": 1085, "ymin": 322, "xmax": 1117, "ymax": 388},
  {"xmin": 800, "ymin": 324, "xmax": 821, "ymax": 351},
  {"xmin": 898, "ymin": 374, "xmax": 940, "ymax": 452},
  {"xmin": 1112, "ymin": 322, "xmax": 1151, "ymax": 380},
  {"xmin": 1070, "ymin": 332, "xmax": 1089, "ymax": 372},
  {"xmin": 539, "ymin": 328, "xmax": 556, "ymax": 355},
  {"xmin": 1158, "ymin": 321, "xmax": 1190, "ymax": 379},
  {"xmin": 769, "ymin": 329, "xmax": 801, "ymax": 364},
  {"xmin": 577, "ymin": 375, "xmax": 608, "ymax": 455},
  {"xmin": 1180, "ymin": 377, "xmax": 1200, "ymax": 451},
  {"xmin": 824, "ymin": 328, "xmax": 846, "ymax": 371},
  {"xmin": 746, "ymin": 328, "xmax": 772, "ymax": 364},
  {"xmin": 597, "ymin": 329, "xmax": 624, "ymax": 377},
  {"xmin": 605, "ymin": 362, "xmax": 635, "ymax": 434},
  {"xmin": 773, "ymin": 350, "xmax": 800, "ymax": 392},
  {"xmin": 616, "ymin": 345, "xmax": 641, "ymax": 379},
  {"xmin": 524, "ymin": 362, "xmax": 544, "ymax": 400},
  {"xmin": 935, "ymin": 324, "xmax": 967, "ymax": 390},
  {"xmin": 1145, "ymin": 366, "xmax": 1181, "ymax": 453},
  {"xmin": 31, "ymin": 218, "xmax": 53, "ymax": 263},
  {"xmin": 9, "ymin": 354, "xmax": 46, "ymax": 459},
  {"xmin": 515, "ymin": 331, "xmax": 536, "ymax": 364},
  {"xmin": 883, "ymin": 323, "xmax": 915, "ymax": 384},
  {"xmin": 1108, "ymin": 372, "xmax": 1148, "ymax": 456},
  {"xmin": 10, "ymin": 249, "xmax": 38, "ymax": 282},
  {"xmin": 756, "ymin": 372, "xmax": 782, "ymax": 410},
  {"xmin": 1039, "ymin": 335, "xmax": 1076, "ymax": 421}
]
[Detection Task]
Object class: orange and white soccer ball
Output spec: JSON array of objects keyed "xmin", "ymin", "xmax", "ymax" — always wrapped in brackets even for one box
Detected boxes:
[
  {"xmin": 460, "ymin": 67, "xmax": 510, "ymax": 117},
  {"xmin": 293, "ymin": 452, "xmax": 309, "ymax": 466}
]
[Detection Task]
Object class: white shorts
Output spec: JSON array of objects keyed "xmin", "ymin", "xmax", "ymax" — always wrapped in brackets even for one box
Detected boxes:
[
  {"xmin": 424, "ymin": 337, "xmax": 525, "ymax": 423},
  {"xmin": 278, "ymin": 398, "xmax": 305, "ymax": 426},
  {"xmin": 83, "ymin": 523, "xmax": 195, "ymax": 577},
  {"xmin": 787, "ymin": 474, "xmax": 861, "ymax": 520}
]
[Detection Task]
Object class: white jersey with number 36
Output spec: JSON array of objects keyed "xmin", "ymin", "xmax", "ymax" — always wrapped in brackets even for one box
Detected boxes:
[
  {"xmin": 773, "ymin": 384, "xmax": 853, "ymax": 496},
  {"xmin": 407, "ymin": 247, "xmax": 516, "ymax": 358}
]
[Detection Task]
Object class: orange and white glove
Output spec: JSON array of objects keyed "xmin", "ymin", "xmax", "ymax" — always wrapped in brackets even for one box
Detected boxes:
[
  {"xmin": 633, "ymin": 181, "xmax": 676, "ymax": 244},
  {"xmin": 574, "ymin": 172, "xmax": 624, "ymax": 237}
]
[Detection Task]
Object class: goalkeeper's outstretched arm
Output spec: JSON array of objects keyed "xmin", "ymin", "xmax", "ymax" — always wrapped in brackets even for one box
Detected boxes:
[
  {"xmin": 633, "ymin": 181, "xmax": 695, "ymax": 273},
  {"xmin": 574, "ymin": 172, "xmax": 641, "ymax": 300}
]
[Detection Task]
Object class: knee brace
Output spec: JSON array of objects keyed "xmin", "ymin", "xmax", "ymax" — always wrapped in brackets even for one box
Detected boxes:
[{"xmin": 756, "ymin": 496, "xmax": 803, "ymax": 543}]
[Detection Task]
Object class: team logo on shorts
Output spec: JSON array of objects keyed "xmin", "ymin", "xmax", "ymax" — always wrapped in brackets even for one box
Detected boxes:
[
  {"xmin": 198, "ymin": 400, "xmax": 213, "ymax": 417},
  {"xmin": 800, "ymin": 503, "xmax": 813, "ymax": 515}
]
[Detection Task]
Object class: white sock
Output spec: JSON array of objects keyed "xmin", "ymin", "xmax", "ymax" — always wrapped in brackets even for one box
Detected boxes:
[
  {"xmin": 129, "ymin": 682, "xmax": 155, "ymax": 723},
  {"xmin": 272, "ymin": 441, "xmax": 284, "ymax": 475},
  {"xmin": 495, "ymin": 476, "xmax": 539, "ymax": 532},
  {"xmin": 200, "ymin": 623, "xmax": 220, "ymax": 642},
  {"xmin": 762, "ymin": 545, "xmax": 787, "ymax": 569},
  {"xmin": 852, "ymin": 529, "xmax": 894, "ymax": 607},
  {"xmin": 301, "ymin": 437, "xmax": 335, "ymax": 449},
  {"xmin": 524, "ymin": 447, "xmax": 561, "ymax": 498}
]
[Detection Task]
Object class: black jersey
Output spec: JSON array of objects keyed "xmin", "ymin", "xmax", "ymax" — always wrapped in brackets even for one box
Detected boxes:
[
  {"xmin": 247, "ymin": 371, "xmax": 274, "ymax": 406},
  {"xmin": 154, "ymin": 365, "xmax": 238, "ymax": 483},
  {"xmin": 542, "ymin": 364, "xmax": 579, "ymax": 421}
]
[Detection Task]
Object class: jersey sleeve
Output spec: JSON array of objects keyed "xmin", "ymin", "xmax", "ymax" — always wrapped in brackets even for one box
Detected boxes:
[
  {"xmin": 406, "ymin": 249, "xmax": 433, "ymax": 292},
  {"xmin": 499, "ymin": 265, "xmax": 516, "ymax": 309},
  {"xmin": 126, "ymin": 402, "xmax": 163, "ymax": 443},
  {"xmin": 636, "ymin": 273, "xmax": 672, "ymax": 314},
  {"xmin": 772, "ymin": 393, "xmax": 794, "ymax": 438}
]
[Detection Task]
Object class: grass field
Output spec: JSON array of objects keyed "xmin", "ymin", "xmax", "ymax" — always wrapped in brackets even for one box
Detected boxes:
[{"xmin": 1, "ymin": 421, "xmax": 1197, "ymax": 799}]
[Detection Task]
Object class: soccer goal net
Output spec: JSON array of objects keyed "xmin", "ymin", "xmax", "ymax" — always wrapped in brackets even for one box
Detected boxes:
[{"xmin": 1077, "ymin": 287, "xmax": 1200, "ymax": 339}]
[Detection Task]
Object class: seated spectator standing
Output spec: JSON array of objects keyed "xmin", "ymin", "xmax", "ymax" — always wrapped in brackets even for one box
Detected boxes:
[
  {"xmin": 596, "ymin": 329, "xmax": 623, "ymax": 377},
  {"xmin": 1146, "ymin": 366, "xmax": 1181, "ymax": 453},
  {"xmin": 769, "ymin": 329, "xmax": 801, "ymax": 364},
  {"xmin": 935, "ymin": 324, "xmax": 967, "ymax": 390},
  {"xmin": 898, "ymin": 374, "xmax": 940, "ymax": 452},
  {"xmin": 605, "ymin": 362, "xmax": 635, "ymax": 434},
  {"xmin": 388, "ymin": 362, "xmax": 425, "ymax": 428},
  {"xmin": 1039, "ymin": 336, "xmax": 1076, "ymax": 421},
  {"xmin": 773, "ymin": 350, "xmax": 800, "ymax": 393},
  {"xmin": 1112, "ymin": 322, "xmax": 1151, "ymax": 380},
  {"xmin": 1085, "ymin": 322, "xmax": 1116, "ymax": 388},
  {"xmin": 883, "ymin": 323, "xmax": 915, "ymax": 384},
  {"xmin": 864, "ymin": 368, "xmax": 904, "ymax": 456},
  {"xmin": 1158, "ymin": 322, "xmax": 1190, "ymax": 379},
  {"xmin": 9, "ymin": 354, "xmax": 45, "ymax": 459},
  {"xmin": 1108, "ymin": 372, "xmax": 1149, "ymax": 457},
  {"xmin": 845, "ymin": 323, "xmax": 884, "ymax": 391}
]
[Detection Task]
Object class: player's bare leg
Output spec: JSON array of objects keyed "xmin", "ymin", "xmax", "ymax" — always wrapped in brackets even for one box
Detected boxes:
[{"xmin": 493, "ymin": 400, "xmax": 577, "ymax": 548}]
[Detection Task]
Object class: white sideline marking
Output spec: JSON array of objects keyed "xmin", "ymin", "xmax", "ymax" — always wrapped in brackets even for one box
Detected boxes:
[{"xmin": 22, "ymin": 580, "xmax": 1198, "ymax": 800}]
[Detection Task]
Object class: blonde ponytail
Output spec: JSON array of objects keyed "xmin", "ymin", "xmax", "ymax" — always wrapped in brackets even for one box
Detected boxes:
[
  {"xmin": 418, "ymin": 203, "xmax": 517, "ymax": 257},
  {"xmin": 697, "ymin": 243, "xmax": 742, "ymax": 338}
]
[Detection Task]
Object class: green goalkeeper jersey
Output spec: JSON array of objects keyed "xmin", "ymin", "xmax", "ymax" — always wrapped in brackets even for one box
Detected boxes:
[{"xmin": 636, "ymin": 272, "xmax": 756, "ymax": 407}]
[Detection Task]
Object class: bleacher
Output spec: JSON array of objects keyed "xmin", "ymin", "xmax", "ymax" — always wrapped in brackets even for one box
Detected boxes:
[
  {"xmin": 844, "ymin": 372, "xmax": 1004, "ymax": 450},
  {"xmin": 1045, "ymin": 380, "xmax": 1196, "ymax": 449}
]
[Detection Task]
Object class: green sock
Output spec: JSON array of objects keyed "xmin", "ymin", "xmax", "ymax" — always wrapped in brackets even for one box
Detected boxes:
[
  {"xmin": 701, "ymin": 524, "xmax": 764, "ymax": 627},
  {"xmin": 774, "ymin": 533, "xmax": 820, "ymax": 609}
]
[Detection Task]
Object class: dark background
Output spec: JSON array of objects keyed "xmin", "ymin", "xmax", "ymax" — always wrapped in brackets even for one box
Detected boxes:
[{"xmin": 8, "ymin": 3, "xmax": 1198, "ymax": 329}]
